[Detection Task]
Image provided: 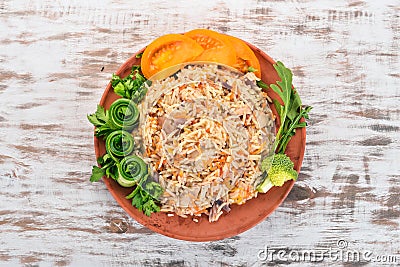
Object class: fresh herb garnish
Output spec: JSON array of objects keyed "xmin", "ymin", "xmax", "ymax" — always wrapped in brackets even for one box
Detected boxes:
[
  {"xmin": 269, "ymin": 61, "xmax": 312, "ymax": 154},
  {"xmin": 87, "ymin": 98, "xmax": 140, "ymax": 138},
  {"xmin": 87, "ymin": 105, "xmax": 117, "ymax": 137},
  {"xmin": 135, "ymin": 52, "xmax": 143, "ymax": 58},
  {"xmin": 90, "ymin": 149, "xmax": 162, "ymax": 217},
  {"xmin": 111, "ymin": 65, "xmax": 147, "ymax": 101},
  {"xmin": 87, "ymin": 72, "xmax": 163, "ymax": 216},
  {"xmin": 90, "ymin": 154, "xmax": 118, "ymax": 182},
  {"xmin": 126, "ymin": 180, "xmax": 162, "ymax": 216},
  {"xmin": 90, "ymin": 166, "xmax": 104, "ymax": 182},
  {"xmin": 277, "ymin": 105, "xmax": 312, "ymax": 154},
  {"xmin": 88, "ymin": 99, "xmax": 162, "ymax": 216},
  {"xmin": 257, "ymin": 61, "xmax": 312, "ymax": 193}
]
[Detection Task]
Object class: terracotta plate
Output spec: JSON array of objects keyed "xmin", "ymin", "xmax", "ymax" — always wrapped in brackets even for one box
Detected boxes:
[{"xmin": 94, "ymin": 42, "xmax": 306, "ymax": 241}]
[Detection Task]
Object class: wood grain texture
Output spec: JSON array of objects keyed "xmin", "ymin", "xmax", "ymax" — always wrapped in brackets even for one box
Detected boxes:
[{"xmin": 0, "ymin": 0, "xmax": 399, "ymax": 266}]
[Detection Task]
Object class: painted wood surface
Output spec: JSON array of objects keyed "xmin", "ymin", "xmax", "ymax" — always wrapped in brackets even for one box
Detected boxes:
[{"xmin": 0, "ymin": 0, "xmax": 399, "ymax": 266}]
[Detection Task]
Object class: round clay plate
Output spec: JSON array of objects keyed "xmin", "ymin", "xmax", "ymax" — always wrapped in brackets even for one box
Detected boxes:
[{"xmin": 94, "ymin": 41, "xmax": 306, "ymax": 241}]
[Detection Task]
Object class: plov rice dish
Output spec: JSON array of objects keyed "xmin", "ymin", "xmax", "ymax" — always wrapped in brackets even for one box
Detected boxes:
[{"xmin": 138, "ymin": 64, "xmax": 275, "ymax": 222}]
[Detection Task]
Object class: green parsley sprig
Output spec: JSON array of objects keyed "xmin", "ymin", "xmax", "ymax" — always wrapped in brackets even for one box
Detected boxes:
[
  {"xmin": 111, "ymin": 65, "xmax": 148, "ymax": 102},
  {"xmin": 87, "ymin": 105, "xmax": 118, "ymax": 137},
  {"xmin": 126, "ymin": 180, "xmax": 162, "ymax": 217},
  {"xmin": 90, "ymin": 154, "xmax": 118, "ymax": 182}
]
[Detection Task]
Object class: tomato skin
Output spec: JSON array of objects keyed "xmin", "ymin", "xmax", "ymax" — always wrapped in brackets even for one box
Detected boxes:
[
  {"xmin": 184, "ymin": 29, "xmax": 237, "ymax": 67},
  {"xmin": 141, "ymin": 34, "xmax": 204, "ymax": 78},
  {"xmin": 220, "ymin": 34, "xmax": 261, "ymax": 78},
  {"xmin": 141, "ymin": 30, "xmax": 261, "ymax": 79}
]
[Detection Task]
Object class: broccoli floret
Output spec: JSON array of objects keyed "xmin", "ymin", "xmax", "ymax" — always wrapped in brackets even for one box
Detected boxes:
[
  {"xmin": 260, "ymin": 155, "xmax": 274, "ymax": 172},
  {"xmin": 257, "ymin": 153, "xmax": 298, "ymax": 193}
]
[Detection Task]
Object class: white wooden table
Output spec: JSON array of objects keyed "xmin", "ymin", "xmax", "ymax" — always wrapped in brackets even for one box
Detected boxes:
[{"xmin": 0, "ymin": 0, "xmax": 399, "ymax": 266}]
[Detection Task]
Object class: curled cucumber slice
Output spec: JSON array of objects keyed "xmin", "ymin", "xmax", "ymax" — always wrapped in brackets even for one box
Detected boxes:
[
  {"xmin": 117, "ymin": 155, "xmax": 148, "ymax": 187},
  {"xmin": 105, "ymin": 130, "xmax": 134, "ymax": 162},
  {"xmin": 109, "ymin": 98, "xmax": 140, "ymax": 129}
]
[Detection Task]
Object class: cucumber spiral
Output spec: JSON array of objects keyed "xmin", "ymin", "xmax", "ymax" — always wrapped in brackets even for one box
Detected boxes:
[
  {"xmin": 117, "ymin": 156, "xmax": 148, "ymax": 187},
  {"xmin": 105, "ymin": 130, "xmax": 135, "ymax": 162},
  {"xmin": 109, "ymin": 98, "xmax": 139, "ymax": 129}
]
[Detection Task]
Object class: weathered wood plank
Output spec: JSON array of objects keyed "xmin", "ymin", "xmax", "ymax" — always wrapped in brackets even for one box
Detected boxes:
[{"xmin": 0, "ymin": 0, "xmax": 399, "ymax": 266}]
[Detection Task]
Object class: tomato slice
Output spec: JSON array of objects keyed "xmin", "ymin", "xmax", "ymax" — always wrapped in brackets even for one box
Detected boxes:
[
  {"xmin": 184, "ymin": 29, "xmax": 236, "ymax": 67},
  {"xmin": 141, "ymin": 34, "xmax": 204, "ymax": 78},
  {"xmin": 220, "ymin": 34, "xmax": 261, "ymax": 78}
]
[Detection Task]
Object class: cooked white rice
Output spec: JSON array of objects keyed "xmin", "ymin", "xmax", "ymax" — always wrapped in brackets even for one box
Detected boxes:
[{"xmin": 138, "ymin": 64, "xmax": 275, "ymax": 222}]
